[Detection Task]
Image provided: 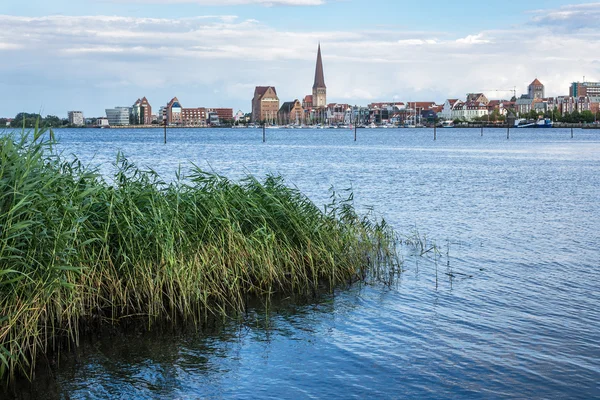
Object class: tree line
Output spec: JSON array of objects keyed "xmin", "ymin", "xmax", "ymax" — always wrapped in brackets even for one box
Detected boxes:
[
  {"xmin": 0, "ymin": 113, "xmax": 71, "ymax": 129},
  {"xmin": 456, "ymin": 108, "xmax": 599, "ymax": 124}
]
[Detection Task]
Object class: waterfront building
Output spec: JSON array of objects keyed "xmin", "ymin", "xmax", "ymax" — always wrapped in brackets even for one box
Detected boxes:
[
  {"xmin": 350, "ymin": 106, "xmax": 370, "ymax": 125},
  {"xmin": 367, "ymin": 102, "xmax": 405, "ymax": 125},
  {"xmin": 455, "ymin": 102, "xmax": 488, "ymax": 121},
  {"xmin": 207, "ymin": 111, "xmax": 219, "ymax": 126},
  {"xmin": 589, "ymin": 97, "xmax": 600, "ymax": 115},
  {"xmin": 163, "ymin": 98, "xmax": 208, "ymax": 126},
  {"xmin": 451, "ymin": 100, "xmax": 488, "ymax": 121},
  {"xmin": 234, "ymin": 110, "xmax": 245, "ymax": 122},
  {"xmin": 181, "ymin": 107, "xmax": 207, "ymax": 126},
  {"xmin": 450, "ymin": 100, "xmax": 465, "ymax": 120},
  {"xmin": 207, "ymin": 108, "xmax": 234, "ymax": 123},
  {"xmin": 166, "ymin": 97, "xmax": 183, "ymax": 125},
  {"xmin": 278, "ymin": 100, "xmax": 304, "ymax": 125},
  {"xmin": 533, "ymin": 98, "xmax": 550, "ymax": 114},
  {"xmin": 487, "ymin": 100, "xmax": 509, "ymax": 117},
  {"xmin": 326, "ymin": 103, "xmax": 352, "ymax": 124},
  {"xmin": 312, "ymin": 44, "xmax": 327, "ymax": 109},
  {"xmin": 302, "ymin": 95, "xmax": 313, "ymax": 110},
  {"xmin": 439, "ymin": 99, "xmax": 460, "ymax": 120},
  {"xmin": 570, "ymin": 81, "xmax": 600, "ymax": 97},
  {"xmin": 528, "ymin": 79, "xmax": 545, "ymax": 100},
  {"xmin": 539, "ymin": 96, "xmax": 598, "ymax": 116},
  {"xmin": 105, "ymin": 107, "xmax": 131, "ymax": 126},
  {"xmin": 466, "ymin": 93, "xmax": 489, "ymax": 105},
  {"xmin": 96, "ymin": 117, "xmax": 109, "ymax": 127},
  {"xmin": 252, "ymin": 86, "xmax": 279, "ymax": 123},
  {"xmin": 68, "ymin": 111, "xmax": 84, "ymax": 126},
  {"xmin": 516, "ymin": 96, "xmax": 534, "ymax": 115},
  {"xmin": 131, "ymin": 97, "xmax": 152, "ymax": 125}
]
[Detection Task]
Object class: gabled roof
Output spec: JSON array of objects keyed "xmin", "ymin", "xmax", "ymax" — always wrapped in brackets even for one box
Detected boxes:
[
  {"xmin": 530, "ymin": 78, "xmax": 543, "ymax": 86},
  {"xmin": 255, "ymin": 86, "xmax": 277, "ymax": 97},
  {"xmin": 412, "ymin": 101, "xmax": 436, "ymax": 109},
  {"xmin": 279, "ymin": 100, "xmax": 302, "ymax": 113}
]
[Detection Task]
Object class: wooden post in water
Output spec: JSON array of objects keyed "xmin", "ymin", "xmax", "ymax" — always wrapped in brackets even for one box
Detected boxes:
[
  {"xmin": 163, "ymin": 114, "xmax": 167, "ymax": 144},
  {"xmin": 571, "ymin": 125, "xmax": 574, "ymax": 139},
  {"xmin": 434, "ymin": 122, "xmax": 437, "ymax": 141},
  {"xmin": 507, "ymin": 122, "xmax": 510, "ymax": 139},
  {"xmin": 263, "ymin": 123, "xmax": 266, "ymax": 143},
  {"xmin": 481, "ymin": 123, "xmax": 483, "ymax": 137}
]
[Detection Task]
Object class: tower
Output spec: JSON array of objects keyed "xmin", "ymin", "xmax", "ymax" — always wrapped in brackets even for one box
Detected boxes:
[
  {"xmin": 528, "ymin": 79, "xmax": 545, "ymax": 100},
  {"xmin": 312, "ymin": 44, "xmax": 326, "ymax": 108}
]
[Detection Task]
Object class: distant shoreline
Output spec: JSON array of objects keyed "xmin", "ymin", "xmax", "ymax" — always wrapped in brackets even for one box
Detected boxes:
[{"xmin": 57, "ymin": 123, "xmax": 600, "ymax": 130}]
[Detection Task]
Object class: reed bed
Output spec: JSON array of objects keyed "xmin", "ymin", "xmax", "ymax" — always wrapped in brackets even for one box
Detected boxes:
[{"xmin": 0, "ymin": 128, "xmax": 398, "ymax": 383}]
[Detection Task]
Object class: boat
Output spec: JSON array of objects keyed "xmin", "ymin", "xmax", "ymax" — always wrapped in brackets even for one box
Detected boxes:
[
  {"xmin": 514, "ymin": 118, "xmax": 536, "ymax": 128},
  {"xmin": 536, "ymin": 118, "xmax": 553, "ymax": 128},
  {"xmin": 442, "ymin": 120, "xmax": 454, "ymax": 128},
  {"xmin": 514, "ymin": 118, "xmax": 553, "ymax": 128}
]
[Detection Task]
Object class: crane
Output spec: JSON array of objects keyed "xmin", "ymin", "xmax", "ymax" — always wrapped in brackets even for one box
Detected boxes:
[{"xmin": 477, "ymin": 87, "xmax": 517, "ymax": 99}]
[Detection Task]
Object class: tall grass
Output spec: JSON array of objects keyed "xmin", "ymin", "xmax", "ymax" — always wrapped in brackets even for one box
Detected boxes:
[{"xmin": 0, "ymin": 128, "xmax": 398, "ymax": 383}]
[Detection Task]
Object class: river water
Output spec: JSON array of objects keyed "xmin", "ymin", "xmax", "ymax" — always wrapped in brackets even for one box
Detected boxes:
[{"xmin": 14, "ymin": 127, "xmax": 600, "ymax": 399}]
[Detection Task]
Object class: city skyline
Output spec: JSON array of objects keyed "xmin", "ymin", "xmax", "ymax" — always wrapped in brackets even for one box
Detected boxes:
[{"xmin": 0, "ymin": 1, "xmax": 599, "ymax": 117}]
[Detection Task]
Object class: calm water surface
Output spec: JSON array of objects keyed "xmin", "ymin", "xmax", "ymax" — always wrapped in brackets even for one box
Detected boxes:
[{"xmin": 14, "ymin": 128, "xmax": 600, "ymax": 398}]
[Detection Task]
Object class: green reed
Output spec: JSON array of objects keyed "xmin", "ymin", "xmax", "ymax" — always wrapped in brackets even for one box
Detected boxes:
[{"xmin": 0, "ymin": 128, "xmax": 398, "ymax": 383}]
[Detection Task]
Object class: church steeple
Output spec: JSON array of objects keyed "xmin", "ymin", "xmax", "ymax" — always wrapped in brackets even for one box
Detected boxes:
[
  {"xmin": 312, "ymin": 43, "xmax": 327, "ymax": 108},
  {"xmin": 313, "ymin": 43, "xmax": 326, "ymax": 90}
]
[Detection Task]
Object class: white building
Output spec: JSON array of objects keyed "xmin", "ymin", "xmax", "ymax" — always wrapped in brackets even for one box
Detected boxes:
[
  {"xmin": 96, "ymin": 117, "xmax": 109, "ymax": 127},
  {"xmin": 105, "ymin": 107, "xmax": 131, "ymax": 126},
  {"xmin": 234, "ymin": 110, "xmax": 245, "ymax": 122},
  {"xmin": 451, "ymin": 101, "xmax": 488, "ymax": 121},
  {"xmin": 68, "ymin": 111, "xmax": 84, "ymax": 126},
  {"xmin": 439, "ymin": 99, "xmax": 459, "ymax": 120}
]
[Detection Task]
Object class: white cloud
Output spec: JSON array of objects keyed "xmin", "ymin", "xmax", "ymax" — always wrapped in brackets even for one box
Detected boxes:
[
  {"xmin": 531, "ymin": 2, "xmax": 600, "ymax": 30},
  {"xmin": 455, "ymin": 34, "xmax": 490, "ymax": 45},
  {"xmin": 0, "ymin": 4, "xmax": 599, "ymax": 117},
  {"xmin": 114, "ymin": 0, "xmax": 325, "ymax": 5}
]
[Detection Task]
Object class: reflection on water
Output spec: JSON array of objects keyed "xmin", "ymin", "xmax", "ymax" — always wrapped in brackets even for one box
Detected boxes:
[{"xmin": 9, "ymin": 128, "xmax": 600, "ymax": 399}]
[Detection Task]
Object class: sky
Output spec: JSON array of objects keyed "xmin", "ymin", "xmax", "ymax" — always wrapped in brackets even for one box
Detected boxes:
[{"xmin": 1, "ymin": 0, "xmax": 599, "ymax": 117}]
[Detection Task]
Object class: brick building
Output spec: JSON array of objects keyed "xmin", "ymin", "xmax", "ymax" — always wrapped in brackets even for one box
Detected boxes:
[
  {"xmin": 252, "ymin": 86, "xmax": 279, "ymax": 123},
  {"xmin": 312, "ymin": 44, "xmax": 327, "ymax": 108},
  {"xmin": 570, "ymin": 81, "xmax": 600, "ymax": 97},
  {"xmin": 132, "ymin": 97, "xmax": 152, "ymax": 125},
  {"xmin": 278, "ymin": 100, "xmax": 304, "ymax": 125},
  {"xmin": 207, "ymin": 108, "xmax": 234, "ymax": 123}
]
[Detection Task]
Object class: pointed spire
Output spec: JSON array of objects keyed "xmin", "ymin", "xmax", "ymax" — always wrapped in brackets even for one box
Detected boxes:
[{"xmin": 313, "ymin": 43, "xmax": 326, "ymax": 90}]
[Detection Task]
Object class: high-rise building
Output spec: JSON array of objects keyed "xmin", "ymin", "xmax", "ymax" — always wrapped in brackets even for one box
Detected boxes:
[
  {"xmin": 166, "ymin": 97, "xmax": 183, "ymax": 125},
  {"xmin": 252, "ymin": 86, "xmax": 279, "ymax": 123},
  {"xmin": 131, "ymin": 97, "xmax": 152, "ymax": 125},
  {"xmin": 105, "ymin": 107, "xmax": 131, "ymax": 126},
  {"xmin": 312, "ymin": 44, "xmax": 327, "ymax": 108},
  {"xmin": 528, "ymin": 79, "xmax": 545, "ymax": 100},
  {"xmin": 570, "ymin": 81, "xmax": 600, "ymax": 97},
  {"xmin": 68, "ymin": 111, "xmax": 84, "ymax": 126}
]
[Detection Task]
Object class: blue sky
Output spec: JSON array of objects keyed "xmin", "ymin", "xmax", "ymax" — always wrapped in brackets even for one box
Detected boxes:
[{"xmin": 1, "ymin": 0, "xmax": 599, "ymax": 117}]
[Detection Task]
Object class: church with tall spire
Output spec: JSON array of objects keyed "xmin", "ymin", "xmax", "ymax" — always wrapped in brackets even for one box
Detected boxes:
[{"xmin": 312, "ymin": 44, "xmax": 326, "ymax": 108}]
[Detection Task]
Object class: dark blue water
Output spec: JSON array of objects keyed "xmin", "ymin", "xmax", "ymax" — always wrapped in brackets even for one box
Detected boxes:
[{"xmin": 18, "ymin": 128, "xmax": 600, "ymax": 398}]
